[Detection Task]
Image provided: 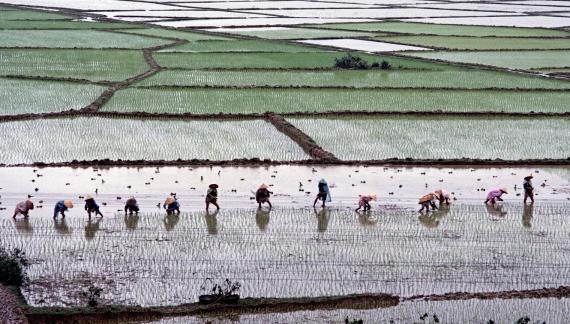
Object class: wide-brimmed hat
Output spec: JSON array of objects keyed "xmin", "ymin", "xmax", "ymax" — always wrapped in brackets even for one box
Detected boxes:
[
  {"xmin": 433, "ymin": 192, "xmax": 441, "ymax": 200},
  {"xmin": 209, "ymin": 184, "xmax": 219, "ymax": 189},
  {"xmin": 524, "ymin": 174, "xmax": 533, "ymax": 180},
  {"xmin": 64, "ymin": 200, "xmax": 74, "ymax": 208},
  {"xmin": 25, "ymin": 200, "xmax": 34, "ymax": 209},
  {"xmin": 500, "ymin": 188, "xmax": 508, "ymax": 194},
  {"xmin": 165, "ymin": 196, "xmax": 175, "ymax": 205},
  {"xmin": 85, "ymin": 195, "xmax": 93, "ymax": 200},
  {"xmin": 370, "ymin": 193, "xmax": 378, "ymax": 200},
  {"xmin": 259, "ymin": 184, "xmax": 269, "ymax": 189},
  {"xmin": 318, "ymin": 179, "xmax": 327, "ymax": 184}
]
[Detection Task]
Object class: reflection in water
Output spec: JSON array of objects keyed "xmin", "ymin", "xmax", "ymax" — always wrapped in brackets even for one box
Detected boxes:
[
  {"xmin": 204, "ymin": 210, "xmax": 219, "ymax": 235},
  {"xmin": 53, "ymin": 218, "xmax": 72, "ymax": 235},
  {"xmin": 85, "ymin": 218, "xmax": 102, "ymax": 241},
  {"xmin": 124, "ymin": 214, "xmax": 140, "ymax": 231},
  {"xmin": 256, "ymin": 208, "xmax": 271, "ymax": 232},
  {"xmin": 522, "ymin": 204, "xmax": 534, "ymax": 228},
  {"xmin": 419, "ymin": 205, "xmax": 451, "ymax": 228},
  {"xmin": 357, "ymin": 210, "xmax": 377, "ymax": 227},
  {"xmin": 163, "ymin": 214, "xmax": 179, "ymax": 231},
  {"xmin": 314, "ymin": 207, "xmax": 331, "ymax": 233},
  {"xmin": 486, "ymin": 204, "xmax": 508, "ymax": 218},
  {"xmin": 14, "ymin": 218, "xmax": 33, "ymax": 235}
]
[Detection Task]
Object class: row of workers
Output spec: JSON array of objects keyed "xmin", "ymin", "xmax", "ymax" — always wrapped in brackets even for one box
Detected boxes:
[{"xmin": 12, "ymin": 175, "xmax": 535, "ymax": 218}]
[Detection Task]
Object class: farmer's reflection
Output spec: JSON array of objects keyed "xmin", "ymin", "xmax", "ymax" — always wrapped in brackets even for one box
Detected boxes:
[
  {"xmin": 85, "ymin": 218, "xmax": 102, "ymax": 241},
  {"xmin": 124, "ymin": 214, "xmax": 140, "ymax": 231},
  {"xmin": 14, "ymin": 217, "xmax": 33, "ymax": 235},
  {"xmin": 255, "ymin": 208, "xmax": 271, "ymax": 232},
  {"xmin": 486, "ymin": 203, "xmax": 507, "ymax": 218},
  {"xmin": 357, "ymin": 210, "xmax": 377, "ymax": 227},
  {"xmin": 53, "ymin": 218, "xmax": 72, "ymax": 235},
  {"xmin": 163, "ymin": 213, "xmax": 179, "ymax": 231},
  {"xmin": 522, "ymin": 204, "xmax": 534, "ymax": 228},
  {"xmin": 419, "ymin": 205, "xmax": 450, "ymax": 228},
  {"xmin": 314, "ymin": 207, "xmax": 331, "ymax": 232},
  {"xmin": 205, "ymin": 210, "xmax": 219, "ymax": 235}
]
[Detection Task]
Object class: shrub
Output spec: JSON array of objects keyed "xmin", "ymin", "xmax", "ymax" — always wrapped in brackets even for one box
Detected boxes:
[
  {"xmin": 82, "ymin": 285, "xmax": 103, "ymax": 307},
  {"xmin": 0, "ymin": 247, "xmax": 29, "ymax": 286},
  {"xmin": 334, "ymin": 53, "xmax": 369, "ymax": 69},
  {"xmin": 380, "ymin": 60, "xmax": 392, "ymax": 70},
  {"xmin": 345, "ymin": 317, "xmax": 363, "ymax": 324},
  {"xmin": 200, "ymin": 278, "xmax": 241, "ymax": 296}
]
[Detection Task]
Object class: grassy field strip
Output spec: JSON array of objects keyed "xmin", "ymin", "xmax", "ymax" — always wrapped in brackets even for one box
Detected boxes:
[
  {"xmin": 375, "ymin": 35, "xmax": 570, "ymax": 50},
  {"xmin": 0, "ymin": 117, "xmax": 309, "ymax": 164},
  {"xmin": 401, "ymin": 50, "xmax": 570, "ymax": 70},
  {"xmin": 201, "ymin": 26, "xmax": 380, "ymax": 39},
  {"xmin": 135, "ymin": 69, "xmax": 570, "ymax": 89},
  {"xmin": 154, "ymin": 52, "xmax": 445, "ymax": 70},
  {"xmin": 0, "ymin": 29, "xmax": 172, "ymax": 49},
  {"xmin": 103, "ymin": 88, "xmax": 570, "ymax": 114},
  {"xmin": 117, "ymin": 28, "xmax": 236, "ymax": 41},
  {"xmin": 0, "ymin": 9, "xmax": 70, "ymax": 20},
  {"xmin": 305, "ymin": 21, "xmax": 570, "ymax": 37},
  {"xmin": 2, "ymin": 204, "xmax": 570, "ymax": 306},
  {"xmin": 0, "ymin": 19, "xmax": 142, "ymax": 29},
  {"xmin": 159, "ymin": 39, "xmax": 326, "ymax": 53},
  {"xmin": 0, "ymin": 78, "xmax": 106, "ymax": 115},
  {"xmin": 0, "ymin": 49, "xmax": 149, "ymax": 82},
  {"xmin": 404, "ymin": 16, "xmax": 570, "ymax": 28},
  {"xmin": 289, "ymin": 116, "xmax": 570, "ymax": 160}
]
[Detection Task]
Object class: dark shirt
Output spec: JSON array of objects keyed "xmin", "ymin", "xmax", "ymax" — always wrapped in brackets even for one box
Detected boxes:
[
  {"xmin": 523, "ymin": 180, "xmax": 533, "ymax": 192},
  {"xmin": 256, "ymin": 188, "xmax": 270, "ymax": 200}
]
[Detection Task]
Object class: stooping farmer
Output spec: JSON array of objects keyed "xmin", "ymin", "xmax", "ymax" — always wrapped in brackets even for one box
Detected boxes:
[
  {"xmin": 206, "ymin": 184, "xmax": 220, "ymax": 211},
  {"xmin": 125, "ymin": 196, "xmax": 139, "ymax": 215},
  {"xmin": 484, "ymin": 188, "xmax": 508, "ymax": 205},
  {"xmin": 313, "ymin": 179, "xmax": 331, "ymax": 208},
  {"xmin": 164, "ymin": 195, "xmax": 180, "ymax": 214},
  {"xmin": 256, "ymin": 184, "xmax": 272, "ymax": 209},
  {"xmin": 434, "ymin": 189, "xmax": 451, "ymax": 206},
  {"xmin": 523, "ymin": 174, "xmax": 534, "ymax": 204},
  {"xmin": 418, "ymin": 192, "xmax": 440, "ymax": 212},
  {"xmin": 84, "ymin": 195, "xmax": 103, "ymax": 218},
  {"xmin": 355, "ymin": 193, "xmax": 377, "ymax": 212},
  {"xmin": 13, "ymin": 199, "xmax": 34, "ymax": 219},
  {"xmin": 54, "ymin": 200, "xmax": 73, "ymax": 218}
]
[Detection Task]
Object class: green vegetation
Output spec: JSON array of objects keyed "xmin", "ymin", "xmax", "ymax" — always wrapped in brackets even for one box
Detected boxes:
[
  {"xmin": 0, "ymin": 19, "xmax": 139, "ymax": 29},
  {"xmin": 104, "ymin": 88, "xmax": 570, "ymax": 114},
  {"xmin": 160, "ymin": 40, "xmax": 323, "ymax": 53},
  {"xmin": 0, "ymin": 30, "xmax": 170, "ymax": 49},
  {"xmin": 214, "ymin": 27, "xmax": 377, "ymax": 39},
  {"xmin": 0, "ymin": 78, "xmax": 105, "ymax": 115},
  {"xmin": 289, "ymin": 116, "xmax": 570, "ymax": 160},
  {"xmin": 377, "ymin": 35, "xmax": 570, "ymax": 50},
  {"xmin": 154, "ymin": 52, "xmax": 443, "ymax": 70},
  {"xmin": 0, "ymin": 9, "xmax": 70, "ymax": 20},
  {"xmin": 118, "ymin": 28, "xmax": 233, "ymax": 41},
  {"xmin": 308, "ymin": 22, "xmax": 570, "ymax": 37},
  {"xmin": 0, "ymin": 49, "xmax": 149, "ymax": 81},
  {"xmin": 0, "ymin": 247, "xmax": 29, "ymax": 287},
  {"xmin": 403, "ymin": 50, "xmax": 570, "ymax": 70},
  {"xmin": 0, "ymin": 117, "xmax": 308, "ymax": 163},
  {"xmin": 333, "ymin": 53, "xmax": 390, "ymax": 69},
  {"xmin": 136, "ymin": 69, "xmax": 570, "ymax": 89}
]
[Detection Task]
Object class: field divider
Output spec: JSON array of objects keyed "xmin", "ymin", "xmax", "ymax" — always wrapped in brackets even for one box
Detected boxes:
[{"xmin": 265, "ymin": 112, "xmax": 339, "ymax": 162}]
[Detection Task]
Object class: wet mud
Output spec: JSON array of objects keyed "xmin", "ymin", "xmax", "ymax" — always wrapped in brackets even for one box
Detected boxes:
[
  {"xmin": 0, "ymin": 285, "xmax": 28, "ymax": 324},
  {"xmin": 406, "ymin": 285, "xmax": 570, "ymax": 302},
  {"xmin": 24, "ymin": 293, "xmax": 398, "ymax": 323}
]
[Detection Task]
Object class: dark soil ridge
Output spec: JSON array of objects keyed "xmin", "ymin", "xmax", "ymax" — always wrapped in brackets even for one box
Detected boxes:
[
  {"xmin": 266, "ymin": 113, "xmax": 339, "ymax": 161},
  {"xmin": 24, "ymin": 293, "xmax": 399, "ymax": 323},
  {"xmin": 404, "ymin": 285, "xmax": 570, "ymax": 302},
  {"xmin": 2, "ymin": 157, "xmax": 569, "ymax": 168},
  {"xmin": 0, "ymin": 285, "xmax": 28, "ymax": 324},
  {"xmin": 0, "ymin": 74, "xmax": 111, "ymax": 86}
]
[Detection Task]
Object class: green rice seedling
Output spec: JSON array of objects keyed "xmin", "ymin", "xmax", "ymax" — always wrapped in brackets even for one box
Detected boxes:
[
  {"xmin": 0, "ymin": 49, "xmax": 148, "ymax": 82},
  {"xmin": 0, "ymin": 117, "xmax": 308, "ymax": 164},
  {"xmin": 104, "ymin": 88, "xmax": 570, "ymax": 114},
  {"xmin": 136, "ymin": 69, "xmax": 570, "ymax": 89},
  {"xmin": 308, "ymin": 22, "xmax": 570, "ymax": 37},
  {"xmin": 159, "ymin": 40, "xmax": 324, "ymax": 53},
  {"xmin": 0, "ymin": 20, "xmax": 140, "ymax": 29},
  {"xmin": 0, "ymin": 78, "xmax": 106, "ymax": 115},
  {"xmin": 0, "ymin": 9, "xmax": 69, "ymax": 20},
  {"xmin": 213, "ymin": 27, "xmax": 377, "ymax": 40},
  {"xmin": 402, "ymin": 50, "xmax": 570, "ymax": 70},
  {"xmin": 118, "ymin": 28, "xmax": 234, "ymax": 41},
  {"xmin": 376, "ymin": 36, "xmax": 570, "ymax": 50},
  {"xmin": 289, "ymin": 116, "xmax": 570, "ymax": 160},
  {"xmin": 0, "ymin": 30, "xmax": 171, "ymax": 49}
]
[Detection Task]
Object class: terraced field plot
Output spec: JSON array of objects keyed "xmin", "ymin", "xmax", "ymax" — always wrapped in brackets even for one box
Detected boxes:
[
  {"xmin": 376, "ymin": 35, "xmax": 570, "ymax": 50},
  {"xmin": 403, "ymin": 50, "xmax": 570, "ymax": 70},
  {"xmin": 0, "ymin": 78, "xmax": 105, "ymax": 115},
  {"xmin": 289, "ymin": 116, "xmax": 570, "ymax": 160},
  {"xmin": 137, "ymin": 69, "xmax": 570, "ymax": 89},
  {"xmin": 105, "ymin": 88, "xmax": 570, "ymax": 114},
  {"xmin": 203, "ymin": 27, "xmax": 378, "ymax": 39},
  {"xmin": 0, "ymin": 49, "xmax": 149, "ymax": 82},
  {"xmin": 0, "ymin": 117, "xmax": 309, "ymax": 164},
  {"xmin": 160, "ymin": 40, "xmax": 323, "ymax": 53},
  {"xmin": 2, "ymin": 203, "xmax": 570, "ymax": 307},
  {"xmin": 117, "ymin": 28, "xmax": 233, "ymax": 41},
  {"xmin": 0, "ymin": 8, "xmax": 69, "ymax": 20},
  {"xmin": 0, "ymin": 30, "xmax": 171, "ymax": 49},
  {"xmin": 0, "ymin": 19, "xmax": 141, "ymax": 29}
]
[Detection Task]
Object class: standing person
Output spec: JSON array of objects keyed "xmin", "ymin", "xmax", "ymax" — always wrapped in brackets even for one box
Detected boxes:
[
  {"xmin": 163, "ymin": 195, "xmax": 180, "ymax": 214},
  {"xmin": 355, "ymin": 193, "xmax": 377, "ymax": 212},
  {"xmin": 256, "ymin": 184, "xmax": 272, "ymax": 209},
  {"xmin": 54, "ymin": 200, "xmax": 73, "ymax": 218},
  {"xmin": 313, "ymin": 179, "xmax": 331, "ymax": 208},
  {"xmin": 523, "ymin": 174, "xmax": 534, "ymax": 204},
  {"xmin": 434, "ymin": 189, "xmax": 451, "ymax": 206},
  {"xmin": 13, "ymin": 199, "xmax": 34, "ymax": 219},
  {"xmin": 125, "ymin": 196, "xmax": 139, "ymax": 215},
  {"xmin": 84, "ymin": 195, "xmax": 103, "ymax": 218},
  {"xmin": 484, "ymin": 188, "xmax": 508, "ymax": 205},
  {"xmin": 418, "ymin": 192, "xmax": 439, "ymax": 212},
  {"xmin": 206, "ymin": 184, "xmax": 220, "ymax": 211}
]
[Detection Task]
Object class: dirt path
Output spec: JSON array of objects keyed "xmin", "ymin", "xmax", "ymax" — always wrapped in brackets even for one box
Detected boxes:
[
  {"xmin": 404, "ymin": 285, "xmax": 570, "ymax": 302},
  {"xmin": 0, "ymin": 285, "xmax": 28, "ymax": 324}
]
